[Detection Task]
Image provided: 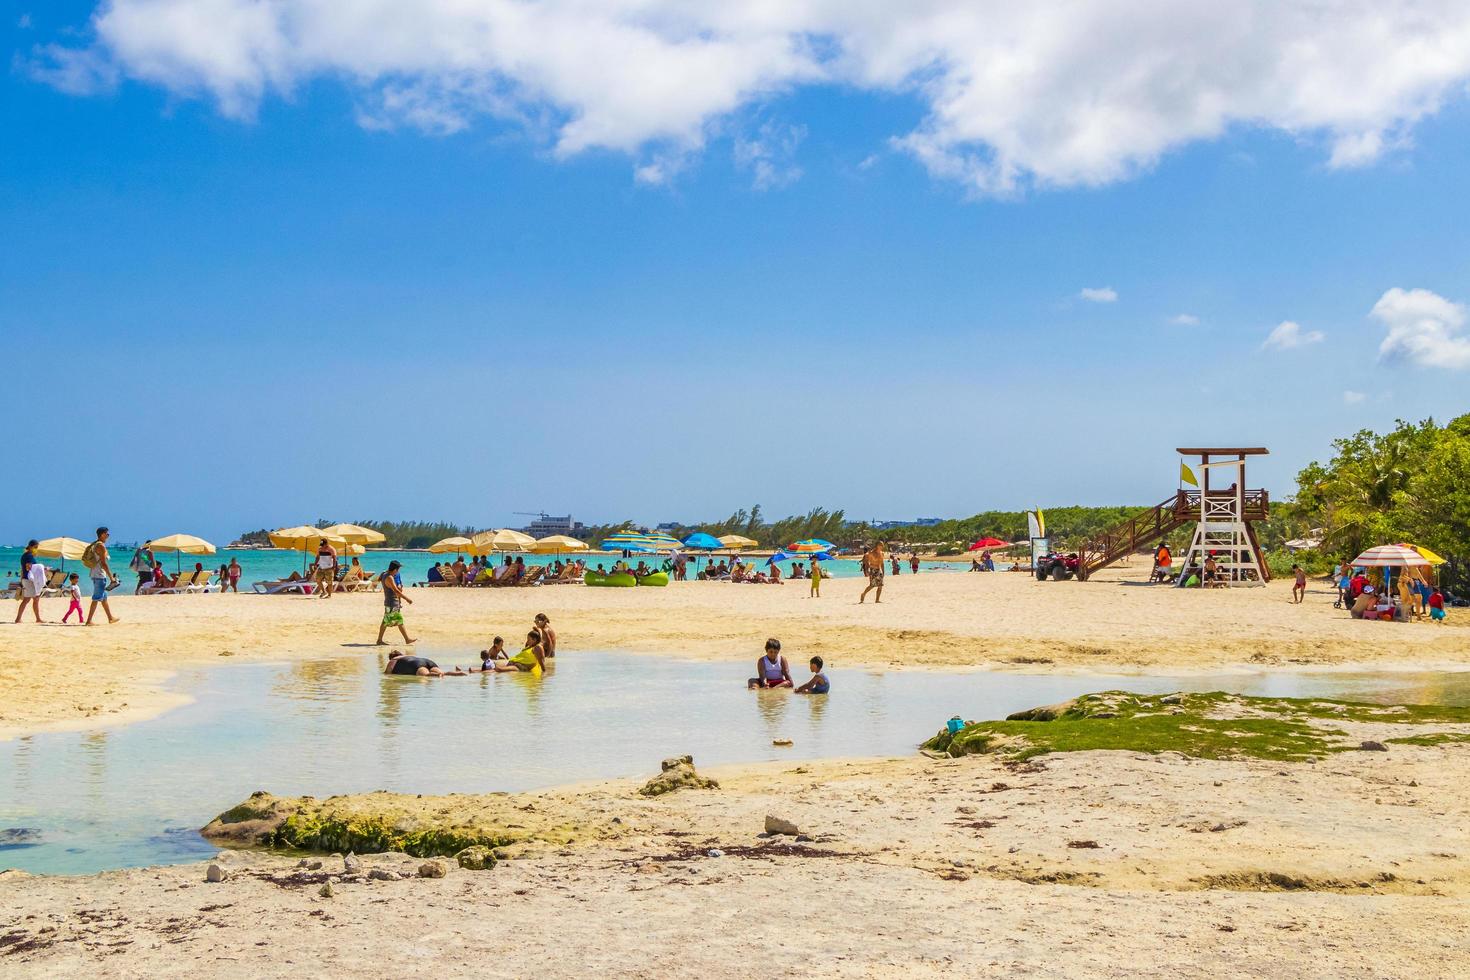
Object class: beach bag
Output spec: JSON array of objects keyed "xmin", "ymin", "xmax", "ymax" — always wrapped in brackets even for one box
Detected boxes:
[{"xmin": 82, "ymin": 542, "xmax": 102, "ymax": 571}]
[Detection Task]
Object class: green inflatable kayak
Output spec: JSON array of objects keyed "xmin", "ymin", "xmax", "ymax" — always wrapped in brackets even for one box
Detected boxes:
[
  {"xmin": 636, "ymin": 571, "xmax": 670, "ymax": 587},
  {"xmin": 584, "ymin": 571, "xmax": 638, "ymax": 588}
]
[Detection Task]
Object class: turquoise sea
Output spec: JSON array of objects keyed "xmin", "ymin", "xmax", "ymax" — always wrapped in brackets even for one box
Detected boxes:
[{"xmin": 0, "ymin": 545, "xmax": 971, "ymax": 586}]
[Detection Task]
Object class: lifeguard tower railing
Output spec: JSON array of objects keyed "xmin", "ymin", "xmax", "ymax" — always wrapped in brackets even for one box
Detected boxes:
[{"xmin": 1077, "ymin": 489, "xmax": 1269, "ymax": 580}]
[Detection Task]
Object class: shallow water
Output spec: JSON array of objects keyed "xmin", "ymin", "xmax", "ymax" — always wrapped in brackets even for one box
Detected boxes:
[{"xmin": 4, "ymin": 649, "xmax": 1470, "ymax": 876}]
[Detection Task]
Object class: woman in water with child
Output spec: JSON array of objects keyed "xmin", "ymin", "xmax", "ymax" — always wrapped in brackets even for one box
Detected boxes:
[{"xmin": 748, "ymin": 638, "xmax": 828, "ymax": 694}]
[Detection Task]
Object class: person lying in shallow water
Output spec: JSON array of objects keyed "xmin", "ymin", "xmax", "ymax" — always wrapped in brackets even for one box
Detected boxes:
[{"xmin": 383, "ymin": 652, "xmax": 466, "ymax": 677}]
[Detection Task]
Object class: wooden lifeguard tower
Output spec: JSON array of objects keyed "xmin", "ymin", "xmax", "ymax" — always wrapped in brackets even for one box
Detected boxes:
[
  {"xmin": 1172, "ymin": 447, "xmax": 1271, "ymax": 586},
  {"xmin": 1075, "ymin": 447, "xmax": 1271, "ymax": 584}
]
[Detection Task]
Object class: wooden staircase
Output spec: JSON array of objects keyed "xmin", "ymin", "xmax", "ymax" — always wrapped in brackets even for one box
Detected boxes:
[{"xmin": 1076, "ymin": 490, "xmax": 1270, "ymax": 581}]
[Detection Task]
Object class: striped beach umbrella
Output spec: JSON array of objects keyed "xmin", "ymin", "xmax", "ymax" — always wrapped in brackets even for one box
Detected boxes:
[
  {"xmin": 643, "ymin": 532, "xmax": 684, "ymax": 552},
  {"xmin": 788, "ymin": 539, "xmax": 836, "ymax": 554},
  {"xmin": 601, "ymin": 530, "xmax": 656, "ymax": 553},
  {"xmin": 1352, "ymin": 544, "xmax": 1432, "ymax": 567}
]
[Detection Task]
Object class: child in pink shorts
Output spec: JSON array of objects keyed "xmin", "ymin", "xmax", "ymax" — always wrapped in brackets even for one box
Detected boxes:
[{"xmin": 62, "ymin": 573, "xmax": 84, "ymax": 624}]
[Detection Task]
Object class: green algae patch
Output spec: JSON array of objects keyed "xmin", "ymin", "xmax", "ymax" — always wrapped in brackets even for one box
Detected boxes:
[
  {"xmin": 202, "ymin": 790, "xmax": 610, "ymax": 858},
  {"xmin": 924, "ymin": 691, "xmax": 1470, "ymax": 763},
  {"xmin": 1385, "ymin": 732, "xmax": 1470, "ymax": 747}
]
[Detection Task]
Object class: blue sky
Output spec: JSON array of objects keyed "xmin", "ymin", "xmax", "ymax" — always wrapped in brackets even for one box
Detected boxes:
[{"xmin": 5, "ymin": 3, "xmax": 1470, "ymax": 544}]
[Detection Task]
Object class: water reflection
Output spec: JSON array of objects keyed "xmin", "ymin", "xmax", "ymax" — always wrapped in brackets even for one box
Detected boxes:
[{"xmin": 6, "ymin": 650, "xmax": 1470, "ymax": 876}]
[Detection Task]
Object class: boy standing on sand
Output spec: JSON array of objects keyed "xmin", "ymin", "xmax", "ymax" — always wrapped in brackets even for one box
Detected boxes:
[
  {"xmin": 1291, "ymin": 564, "xmax": 1307, "ymax": 603},
  {"xmin": 809, "ymin": 558, "xmax": 822, "ymax": 598},
  {"xmin": 376, "ymin": 560, "xmax": 416, "ymax": 645}
]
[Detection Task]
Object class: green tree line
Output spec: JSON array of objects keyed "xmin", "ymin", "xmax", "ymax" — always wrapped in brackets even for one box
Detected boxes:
[{"xmin": 1284, "ymin": 413, "xmax": 1470, "ymax": 586}]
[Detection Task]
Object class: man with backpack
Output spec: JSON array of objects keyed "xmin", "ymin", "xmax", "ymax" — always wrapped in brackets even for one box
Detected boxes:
[{"xmin": 83, "ymin": 526, "xmax": 120, "ymax": 625}]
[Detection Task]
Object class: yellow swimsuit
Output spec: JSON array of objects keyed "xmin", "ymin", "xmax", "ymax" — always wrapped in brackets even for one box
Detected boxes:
[{"xmin": 509, "ymin": 646, "xmax": 541, "ymax": 672}]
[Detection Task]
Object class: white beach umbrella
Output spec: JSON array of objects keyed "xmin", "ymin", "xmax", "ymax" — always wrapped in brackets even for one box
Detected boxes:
[{"xmin": 1351, "ymin": 545, "xmax": 1431, "ymax": 567}]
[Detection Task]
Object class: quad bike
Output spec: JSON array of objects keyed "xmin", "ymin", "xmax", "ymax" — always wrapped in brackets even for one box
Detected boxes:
[{"xmin": 1034, "ymin": 551, "xmax": 1081, "ymax": 581}]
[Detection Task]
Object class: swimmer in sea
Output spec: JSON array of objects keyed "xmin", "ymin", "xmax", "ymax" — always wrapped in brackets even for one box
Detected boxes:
[{"xmin": 383, "ymin": 651, "xmax": 466, "ymax": 677}]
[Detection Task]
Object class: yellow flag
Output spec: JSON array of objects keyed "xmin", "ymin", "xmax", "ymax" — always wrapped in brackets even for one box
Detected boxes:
[
  {"xmin": 1180, "ymin": 462, "xmax": 1198, "ymax": 487},
  {"xmin": 1036, "ymin": 509, "xmax": 1046, "ymax": 537}
]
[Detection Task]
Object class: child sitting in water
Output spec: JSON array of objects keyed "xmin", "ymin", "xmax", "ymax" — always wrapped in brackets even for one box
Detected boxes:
[
  {"xmin": 794, "ymin": 656, "xmax": 829, "ymax": 695},
  {"xmin": 471, "ymin": 637, "xmax": 508, "ymax": 671}
]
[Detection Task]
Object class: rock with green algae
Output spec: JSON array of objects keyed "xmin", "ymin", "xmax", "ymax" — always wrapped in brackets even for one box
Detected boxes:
[
  {"xmin": 924, "ymin": 691, "xmax": 1470, "ymax": 763},
  {"xmin": 455, "ymin": 846, "xmax": 497, "ymax": 871},
  {"xmin": 639, "ymin": 755, "xmax": 719, "ymax": 797},
  {"xmin": 201, "ymin": 793, "xmax": 520, "ymax": 858}
]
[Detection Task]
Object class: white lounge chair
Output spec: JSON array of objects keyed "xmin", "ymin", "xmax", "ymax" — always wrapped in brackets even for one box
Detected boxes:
[{"xmin": 251, "ymin": 578, "xmax": 315, "ymax": 595}]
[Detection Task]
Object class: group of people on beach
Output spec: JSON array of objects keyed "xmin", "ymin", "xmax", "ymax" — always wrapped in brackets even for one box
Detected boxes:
[
  {"xmin": 11, "ymin": 528, "xmax": 122, "ymax": 625},
  {"xmin": 383, "ymin": 613, "xmax": 557, "ymax": 677}
]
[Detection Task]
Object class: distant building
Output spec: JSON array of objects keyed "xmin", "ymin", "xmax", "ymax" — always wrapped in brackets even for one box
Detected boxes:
[
  {"xmin": 869, "ymin": 517, "xmax": 945, "ymax": 530},
  {"xmin": 525, "ymin": 514, "xmax": 586, "ymax": 538},
  {"xmin": 655, "ymin": 522, "xmax": 683, "ymax": 532}
]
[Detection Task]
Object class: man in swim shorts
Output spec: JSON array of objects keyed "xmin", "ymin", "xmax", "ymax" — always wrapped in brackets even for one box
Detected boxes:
[
  {"xmin": 376, "ymin": 560, "xmax": 416, "ymax": 645},
  {"xmin": 860, "ymin": 542, "xmax": 885, "ymax": 604}
]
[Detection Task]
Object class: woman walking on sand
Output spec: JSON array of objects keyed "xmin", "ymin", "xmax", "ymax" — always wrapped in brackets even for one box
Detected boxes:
[
  {"xmin": 15, "ymin": 540, "xmax": 45, "ymax": 623},
  {"xmin": 376, "ymin": 560, "xmax": 416, "ymax": 645}
]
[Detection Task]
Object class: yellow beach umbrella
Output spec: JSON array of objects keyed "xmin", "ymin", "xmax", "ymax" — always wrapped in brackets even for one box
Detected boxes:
[
  {"xmin": 319, "ymin": 523, "xmax": 386, "ymax": 546},
  {"xmin": 471, "ymin": 528, "xmax": 537, "ymax": 553},
  {"xmin": 1405, "ymin": 543, "xmax": 1448, "ymax": 566},
  {"xmin": 149, "ymin": 533, "xmax": 217, "ymax": 573},
  {"xmin": 429, "ymin": 536, "xmax": 474, "ymax": 554},
  {"xmin": 268, "ymin": 526, "xmax": 347, "ymax": 551},
  {"xmin": 341, "ymin": 543, "xmax": 366, "ymax": 556},
  {"xmin": 529, "ymin": 535, "xmax": 589, "ymax": 554},
  {"xmin": 34, "ymin": 536, "xmax": 89, "ymax": 561},
  {"xmin": 718, "ymin": 534, "xmax": 758, "ymax": 550}
]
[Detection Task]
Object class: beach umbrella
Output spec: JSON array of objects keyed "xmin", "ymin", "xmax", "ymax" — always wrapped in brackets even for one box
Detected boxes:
[
  {"xmin": 1351, "ymin": 545, "xmax": 1431, "ymax": 567},
  {"xmin": 718, "ymin": 534, "xmax": 758, "ymax": 550},
  {"xmin": 149, "ymin": 533, "xmax": 217, "ymax": 574},
  {"xmin": 967, "ymin": 536, "xmax": 1009, "ymax": 551},
  {"xmin": 530, "ymin": 535, "xmax": 589, "ymax": 554},
  {"xmin": 269, "ymin": 526, "xmax": 349, "ymax": 572},
  {"xmin": 471, "ymin": 528, "xmax": 537, "ymax": 553},
  {"xmin": 428, "ymin": 536, "xmax": 473, "ymax": 555},
  {"xmin": 769, "ymin": 550, "xmax": 833, "ymax": 564},
  {"xmin": 319, "ymin": 523, "xmax": 386, "ymax": 547},
  {"xmin": 788, "ymin": 539, "xmax": 836, "ymax": 554},
  {"xmin": 1401, "ymin": 543, "xmax": 1447, "ymax": 566},
  {"xmin": 601, "ymin": 530, "xmax": 655, "ymax": 551},
  {"xmin": 34, "ymin": 537, "xmax": 88, "ymax": 561},
  {"xmin": 644, "ymin": 532, "xmax": 684, "ymax": 552},
  {"xmin": 681, "ymin": 532, "xmax": 722, "ymax": 550}
]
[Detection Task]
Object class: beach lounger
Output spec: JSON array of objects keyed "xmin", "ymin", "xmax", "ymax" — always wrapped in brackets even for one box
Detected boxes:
[
  {"xmin": 516, "ymin": 566, "xmax": 546, "ymax": 587},
  {"xmin": 251, "ymin": 578, "xmax": 315, "ymax": 595},
  {"xmin": 487, "ymin": 566, "xmax": 517, "ymax": 587},
  {"xmin": 39, "ymin": 568, "xmax": 70, "ymax": 597},
  {"xmin": 152, "ymin": 571, "xmax": 215, "ymax": 595},
  {"xmin": 542, "ymin": 566, "xmax": 577, "ymax": 585}
]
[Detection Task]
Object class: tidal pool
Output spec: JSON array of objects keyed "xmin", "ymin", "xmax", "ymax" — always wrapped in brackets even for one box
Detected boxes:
[{"xmin": 5, "ymin": 649, "xmax": 1470, "ymax": 876}]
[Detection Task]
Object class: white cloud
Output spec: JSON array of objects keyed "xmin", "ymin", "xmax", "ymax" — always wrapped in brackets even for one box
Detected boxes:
[
  {"xmin": 1168, "ymin": 313, "xmax": 1200, "ymax": 326},
  {"xmin": 1342, "ymin": 390, "xmax": 1366, "ymax": 404},
  {"xmin": 28, "ymin": 2, "xmax": 1470, "ymax": 192},
  {"xmin": 734, "ymin": 122, "xmax": 807, "ymax": 190},
  {"xmin": 18, "ymin": 14, "xmax": 33, "ymax": 29},
  {"xmin": 1372, "ymin": 286, "xmax": 1470, "ymax": 370},
  {"xmin": 1262, "ymin": 320, "xmax": 1325, "ymax": 350},
  {"xmin": 1079, "ymin": 286, "xmax": 1118, "ymax": 304}
]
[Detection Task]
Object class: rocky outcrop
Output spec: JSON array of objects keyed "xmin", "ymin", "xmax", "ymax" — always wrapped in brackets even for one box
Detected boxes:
[{"xmin": 639, "ymin": 756, "xmax": 719, "ymax": 797}]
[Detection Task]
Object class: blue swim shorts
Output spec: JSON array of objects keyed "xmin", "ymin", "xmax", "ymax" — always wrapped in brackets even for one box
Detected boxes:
[{"xmin": 91, "ymin": 577, "xmax": 109, "ymax": 601}]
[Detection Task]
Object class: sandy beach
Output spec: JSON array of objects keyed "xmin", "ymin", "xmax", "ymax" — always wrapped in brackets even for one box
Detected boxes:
[
  {"xmin": 4, "ymin": 742, "xmax": 1469, "ymax": 976},
  {"xmin": 2, "ymin": 568, "xmax": 1465, "ymax": 740},
  {"xmin": 6, "ymin": 569, "xmax": 1470, "ymax": 978}
]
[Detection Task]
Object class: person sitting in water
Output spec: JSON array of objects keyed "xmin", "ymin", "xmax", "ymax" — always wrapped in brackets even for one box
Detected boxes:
[
  {"xmin": 534, "ymin": 613, "xmax": 557, "ymax": 658},
  {"xmin": 384, "ymin": 651, "xmax": 465, "ymax": 677},
  {"xmin": 470, "ymin": 637, "xmax": 509, "ymax": 671},
  {"xmin": 748, "ymin": 638, "xmax": 793, "ymax": 689},
  {"xmin": 794, "ymin": 656, "xmax": 829, "ymax": 695},
  {"xmin": 490, "ymin": 629, "xmax": 547, "ymax": 672}
]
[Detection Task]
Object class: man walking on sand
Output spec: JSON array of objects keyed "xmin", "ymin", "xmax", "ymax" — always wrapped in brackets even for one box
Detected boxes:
[
  {"xmin": 84, "ymin": 526, "xmax": 120, "ymax": 625},
  {"xmin": 860, "ymin": 541, "xmax": 885, "ymax": 604},
  {"xmin": 376, "ymin": 560, "xmax": 416, "ymax": 645},
  {"xmin": 314, "ymin": 538, "xmax": 338, "ymax": 598}
]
